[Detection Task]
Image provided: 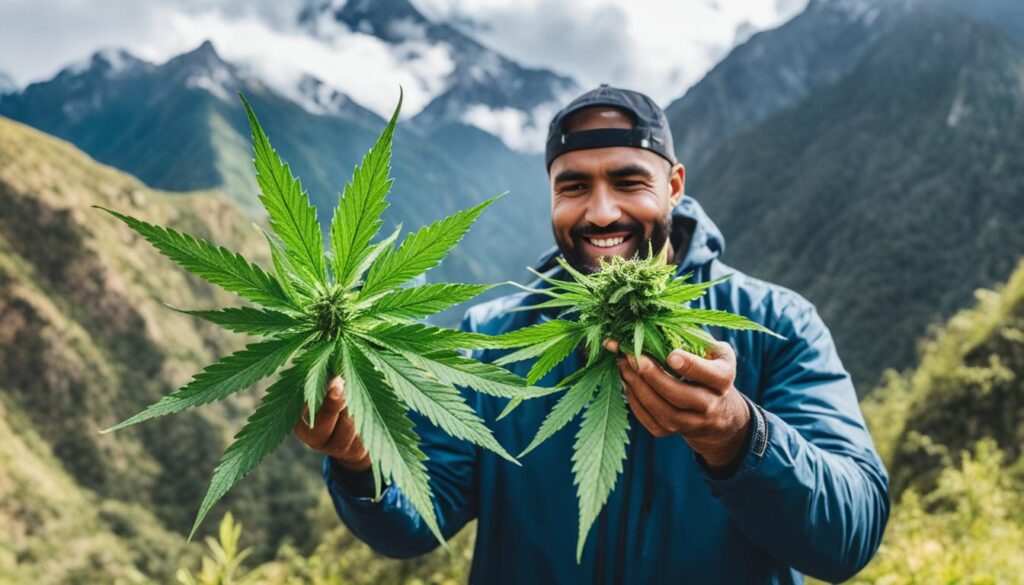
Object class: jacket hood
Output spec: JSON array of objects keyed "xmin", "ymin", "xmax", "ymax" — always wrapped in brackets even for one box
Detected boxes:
[{"xmin": 530, "ymin": 194, "xmax": 727, "ymax": 277}]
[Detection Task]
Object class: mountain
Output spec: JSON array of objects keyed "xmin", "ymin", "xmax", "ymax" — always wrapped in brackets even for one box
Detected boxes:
[
  {"xmin": 299, "ymin": 0, "xmax": 579, "ymax": 149},
  {"xmin": 0, "ymin": 116, "xmax": 327, "ymax": 565},
  {"xmin": 944, "ymin": 0, "xmax": 1024, "ymax": 47},
  {"xmin": 665, "ymin": 0, "xmax": 1024, "ymax": 175},
  {"xmin": 0, "ymin": 40, "xmax": 556, "ymax": 294},
  {"xmin": 665, "ymin": 0, "xmax": 1024, "ymax": 389},
  {"xmin": 0, "ymin": 42, "xmax": 257, "ymax": 208},
  {"xmin": 665, "ymin": 0, "xmax": 898, "ymax": 173}
]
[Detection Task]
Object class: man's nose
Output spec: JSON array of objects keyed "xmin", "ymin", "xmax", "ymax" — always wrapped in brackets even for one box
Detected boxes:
[{"xmin": 584, "ymin": 185, "xmax": 622, "ymax": 227}]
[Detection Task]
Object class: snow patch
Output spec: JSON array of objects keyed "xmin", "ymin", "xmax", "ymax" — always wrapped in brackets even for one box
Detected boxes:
[
  {"xmin": 62, "ymin": 47, "xmax": 138, "ymax": 79},
  {"xmin": 97, "ymin": 48, "xmax": 131, "ymax": 74},
  {"xmin": 946, "ymin": 88, "xmax": 967, "ymax": 128},
  {"xmin": 185, "ymin": 63, "xmax": 234, "ymax": 101},
  {"xmin": 388, "ymin": 17, "xmax": 429, "ymax": 42}
]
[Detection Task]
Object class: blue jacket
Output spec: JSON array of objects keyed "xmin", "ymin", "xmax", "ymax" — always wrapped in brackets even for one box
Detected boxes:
[{"xmin": 324, "ymin": 195, "xmax": 890, "ymax": 584}]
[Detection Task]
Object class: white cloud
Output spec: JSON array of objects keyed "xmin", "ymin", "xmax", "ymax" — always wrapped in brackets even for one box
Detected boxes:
[
  {"xmin": 0, "ymin": 0, "xmax": 806, "ymax": 114},
  {"xmin": 461, "ymin": 101, "xmax": 562, "ymax": 152},
  {"xmin": 162, "ymin": 10, "xmax": 454, "ymax": 118},
  {"xmin": 0, "ymin": 0, "xmax": 454, "ymax": 118},
  {"xmin": 416, "ymin": 0, "xmax": 808, "ymax": 105}
]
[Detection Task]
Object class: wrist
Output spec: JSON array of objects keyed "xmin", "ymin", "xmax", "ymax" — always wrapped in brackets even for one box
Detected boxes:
[
  {"xmin": 325, "ymin": 456, "xmax": 377, "ymax": 498},
  {"xmin": 332, "ymin": 451, "xmax": 371, "ymax": 472},
  {"xmin": 695, "ymin": 390, "xmax": 753, "ymax": 469}
]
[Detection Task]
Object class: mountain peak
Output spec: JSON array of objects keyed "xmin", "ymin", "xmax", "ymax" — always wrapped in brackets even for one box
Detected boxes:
[
  {"xmin": 159, "ymin": 40, "xmax": 240, "ymax": 100},
  {"xmin": 301, "ymin": 0, "xmax": 429, "ymax": 41},
  {"xmin": 166, "ymin": 40, "xmax": 227, "ymax": 70},
  {"xmin": 339, "ymin": 0, "xmax": 426, "ymax": 23},
  {"xmin": 60, "ymin": 47, "xmax": 147, "ymax": 80}
]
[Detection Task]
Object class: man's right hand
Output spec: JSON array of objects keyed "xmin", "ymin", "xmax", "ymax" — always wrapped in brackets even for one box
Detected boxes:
[{"xmin": 294, "ymin": 375, "xmax": 372, "ymax": 472}]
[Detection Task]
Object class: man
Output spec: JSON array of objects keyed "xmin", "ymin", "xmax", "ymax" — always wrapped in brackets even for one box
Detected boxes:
[{"xmin": 295, "ymin": 85, "xmax": 890, "ymax": 584}]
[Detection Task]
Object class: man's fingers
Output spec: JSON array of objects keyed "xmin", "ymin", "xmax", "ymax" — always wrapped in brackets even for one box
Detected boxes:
[
  {"xmin": 603, "ymin": 339, "xmax": 621, "ymax": 354},
  {"xmin": 619, "ymin": 358, "xmax": 679, "ymax": 424},
  {"xmin": 294, "ymin": 376, "xmax": 347, "ymax": 450},
  {"xmin": 635, "ymin": 355, "xmax": 713, "ymax": 412},
  {"xmin": 621, "ymin": 374, "xmax": 671, "ymax": 437},
  {"xmin": 665, "ymin": 341, "xmax": 736, "ymax": 392},
  {"xmin": 324, "ymin": 414, "xmax": 362, "ymax": 460}
]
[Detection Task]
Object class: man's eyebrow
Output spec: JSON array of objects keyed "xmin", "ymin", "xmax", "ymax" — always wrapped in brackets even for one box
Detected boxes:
[
  {"xmin": 606, "ymin": 164, "xmax": 655, "ymax": 180},
  {"xmin": 553, "ymin": 169, "xmax": 591, "ymax": 183}
]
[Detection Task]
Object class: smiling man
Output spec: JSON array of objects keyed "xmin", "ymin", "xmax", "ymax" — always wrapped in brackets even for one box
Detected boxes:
[{"xmin": 298, "ymin": 85, "xmax": 890, "ymax": 584}]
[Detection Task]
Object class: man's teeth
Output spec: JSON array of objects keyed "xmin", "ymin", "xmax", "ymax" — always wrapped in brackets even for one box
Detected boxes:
[{"xmin": 588, "ymin": 236, "xmax": 626, "ymax": 248}]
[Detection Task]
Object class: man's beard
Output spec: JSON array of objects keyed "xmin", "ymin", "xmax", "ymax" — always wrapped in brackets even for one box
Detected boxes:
[{"xmin": 553, "ymin": 210, "xmax": 673, "ymax": 275}]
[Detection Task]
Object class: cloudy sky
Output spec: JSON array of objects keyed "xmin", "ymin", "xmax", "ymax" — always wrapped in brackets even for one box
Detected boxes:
[{"xmin": 0, "ymin": 0, "xmax": 806, "ymax": 117}]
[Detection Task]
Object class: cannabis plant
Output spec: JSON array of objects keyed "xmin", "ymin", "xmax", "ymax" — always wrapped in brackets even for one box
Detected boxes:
[
  {"xmin": 489, "ymin": 248, "xmax": 784, "ymax": 560},
  {"xmin": 98, "ymin": 92, "xmax": 532, "ymax": 545}
]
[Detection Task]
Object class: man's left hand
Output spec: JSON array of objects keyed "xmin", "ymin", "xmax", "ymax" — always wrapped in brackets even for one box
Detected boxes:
[{"xmin": 604, "ymin": 339, "xmax": 751, "ymax": 470}]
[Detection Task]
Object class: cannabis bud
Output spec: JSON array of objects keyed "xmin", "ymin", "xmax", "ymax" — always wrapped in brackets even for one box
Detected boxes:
[{"xmin": 489, "ymin": 247, "xmax": 784, "ymax": 561}]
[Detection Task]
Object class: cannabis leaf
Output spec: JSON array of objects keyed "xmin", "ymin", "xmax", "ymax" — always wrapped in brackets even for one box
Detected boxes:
[
  {"xmin": 489, "ymin": 248, "xmax": 785, "ymax": 561},
  {"xmin": 97, "ymin": 91, "xmax": 537, "ymax": 543}
]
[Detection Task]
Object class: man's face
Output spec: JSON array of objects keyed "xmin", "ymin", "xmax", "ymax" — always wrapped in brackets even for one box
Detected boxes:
[{"xmin": 549, "ymin": 107, "xmax": 685, "ymax": 274}]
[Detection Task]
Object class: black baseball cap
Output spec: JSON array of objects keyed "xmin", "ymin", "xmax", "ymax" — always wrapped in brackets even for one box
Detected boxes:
[{"xmin": 545, "ymin": 83, "xmax": 677, "ymax": 171}]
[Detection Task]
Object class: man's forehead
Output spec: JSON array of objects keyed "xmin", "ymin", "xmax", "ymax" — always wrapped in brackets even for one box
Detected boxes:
[{"xmin": 550, "ymin": 146, "xmax": 661, "ymax": 179}]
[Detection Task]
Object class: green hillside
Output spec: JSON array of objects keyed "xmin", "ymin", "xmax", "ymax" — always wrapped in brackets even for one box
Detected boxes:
[
  {"xmin": 691, "ymin": 7, "xmax": 1024, "ymax": 389},
  {"xmin": 0, "ymin": 115, "xmax": 325, "ymax": 570},
  {"xmin": 847, "ymin": 258, "xmax": 1024, "ymax": 583},
  {"xmin": 0, "ymin": 392, "xmax": 189, "ymax": 584}
]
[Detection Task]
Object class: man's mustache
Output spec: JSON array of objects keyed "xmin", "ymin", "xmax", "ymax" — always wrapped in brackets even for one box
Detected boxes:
[{"xmin": 570, "ymin": 221, "xmax": 644, "ymax": 240}]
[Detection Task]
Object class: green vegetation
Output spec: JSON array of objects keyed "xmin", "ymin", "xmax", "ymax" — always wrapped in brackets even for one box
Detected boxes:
[
  {"xmin": 848, "ymin": 440, "xmax": 1024, "ymax": 584},
  {"xmin": 487, "ymin": 251, "xmax": 781, "ymax": 560},
  {"xmin": 0, "ymin": 391, "xmax": 190, "ymax": 584},
  {"xmin": 842, "ymin": 258, "xmax": 1024, "ymax": 583}
]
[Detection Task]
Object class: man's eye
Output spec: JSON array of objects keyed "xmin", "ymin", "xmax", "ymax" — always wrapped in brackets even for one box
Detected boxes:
[
  {"xmin": 561, "ymin": 183, "xmax": 585, "ymax": 193},
  {"xmin": 617, "ymin": 180, "xmax": 642, "ymax": 188}
]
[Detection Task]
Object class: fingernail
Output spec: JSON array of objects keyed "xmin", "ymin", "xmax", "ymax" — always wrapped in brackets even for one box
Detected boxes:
[
  {"xmin": 638, "ymin": 356, "xmax": 652, "ymax": 373},
  {"xmin": 668, "ymin": 351, "xmax": 685, "ymax": 369},
  {"xmin": 329, "ymin": 386, "xmax": 342, "ymax": 400}
]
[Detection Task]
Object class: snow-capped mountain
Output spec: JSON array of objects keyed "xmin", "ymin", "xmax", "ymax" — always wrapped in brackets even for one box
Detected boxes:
[
  {"xmin": 157, "ymin": 40, "xmax": 243, "ymax": 102},
  {"xmin": 0, "ymin": 39, "xmax": 556, "ymax": 290},
  {"xmin": 294, "ymin": 74, "xmax": 384, "ymax": 122},
  {"xmin": 299, "ymin": 0, "xmax": 579, "ymax": 152}
]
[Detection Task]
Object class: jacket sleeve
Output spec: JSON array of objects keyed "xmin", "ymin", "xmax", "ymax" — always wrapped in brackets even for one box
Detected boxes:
[
  {"xmin": 322, "ymin": 318, "xmax": 480, "ymax": 559},
  {"xmin": 699, "ymin": 292, "xmax": 891, "ymax": 582}
]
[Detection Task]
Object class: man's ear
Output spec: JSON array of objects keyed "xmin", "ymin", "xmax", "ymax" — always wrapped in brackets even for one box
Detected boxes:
[{"xmin": 669, "ymin": 162, "xmax": 686, "ymax": 207}]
